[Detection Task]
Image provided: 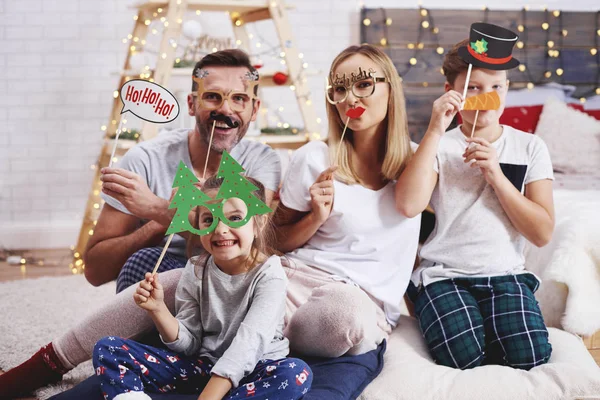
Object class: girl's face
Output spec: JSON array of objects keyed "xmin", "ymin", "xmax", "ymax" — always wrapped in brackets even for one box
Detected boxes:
[
  {"xmin": 198, "ymin": 189, "xmax": 257, "ymax": 265},
  {"xmin": 450, "ymin": 68, "xmax": 509, "ymax": 129},
  {"xmin": 332, "ymin": 54, "xmax": 390, "ymax": 134}
]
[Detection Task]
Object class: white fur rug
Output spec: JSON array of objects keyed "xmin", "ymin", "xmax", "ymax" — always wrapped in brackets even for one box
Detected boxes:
[
  {"xmin": 0, "ymin": 274, "xmax": 115, "ymax": 399},
  {"xmin": 547, "ymin": 190, "xmax": 600, "ymax": 336}
]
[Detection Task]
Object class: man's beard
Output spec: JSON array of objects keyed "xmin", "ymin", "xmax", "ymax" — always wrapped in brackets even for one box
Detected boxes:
[{"xmin": 196, "ymin": 114, "xmax": 249, "ymax": 153}]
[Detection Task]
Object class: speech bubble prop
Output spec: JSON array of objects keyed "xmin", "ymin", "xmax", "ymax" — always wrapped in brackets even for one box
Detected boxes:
[{"xmin": 120, "ymin": 79, "xmax": 180, "ymax": 123}]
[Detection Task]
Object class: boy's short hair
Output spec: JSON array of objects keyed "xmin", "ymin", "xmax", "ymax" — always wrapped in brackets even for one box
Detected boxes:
[{"xmin": 442, "ymin": 39, "xmax": 470, "ymax": 86}]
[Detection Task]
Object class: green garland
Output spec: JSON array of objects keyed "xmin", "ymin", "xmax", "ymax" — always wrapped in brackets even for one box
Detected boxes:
[
  {"xmin": 260, "ymin": 127, "xmax": 301, "ymax": 135},
  {"xmin": 174, "ymin": 60, "xmax": 197, "ymax": 68},
  {"xmin": 108, "ymin": 129, "xmax": 140, "ymax": 141}
]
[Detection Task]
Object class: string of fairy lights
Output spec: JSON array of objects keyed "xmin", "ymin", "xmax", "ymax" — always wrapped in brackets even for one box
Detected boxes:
[
  {"xmin": 362, "ymin": 6, "xmax": 600, "ymax": 103},
  {"xmin": 71, "ymin": 2, "xmax": 318, "ymax": 273},
  {"xmin": 362, "ymin": 7, "xmax": 443, "ymax": 80},
  {"xmin": 123, "ymin": 9, "xmax": 316, "ymax": 134}
]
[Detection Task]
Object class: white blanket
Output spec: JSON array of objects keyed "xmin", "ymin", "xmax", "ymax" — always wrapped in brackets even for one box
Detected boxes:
[
  {"xmin": 525, "ymin": 188, "xmax": 600, "ymax": 336},
  {"xmin": 360, "ymin": 316, "xmax": 600, "ymax": 400}
]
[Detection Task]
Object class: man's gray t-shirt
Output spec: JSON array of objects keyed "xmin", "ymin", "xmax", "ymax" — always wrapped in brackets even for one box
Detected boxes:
[
  {"xmin": 101, "ymin": 128, "xmax": 282, "ymax": 259},
  {"xmin": 163, "ymin": 255, "xmax": 289, "ymax": 387},
  {"xmin": 412, "ymin": 125, "xmax": 554, "ymax": 287}
]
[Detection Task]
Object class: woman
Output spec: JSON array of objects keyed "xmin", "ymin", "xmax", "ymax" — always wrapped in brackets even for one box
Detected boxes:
[
  {"xmin": 0, "ymin": 45, "xmax": 420, "ymax": 399},
  {"xmin": 275, "ymin": 44, "xmax": 421, "ymax": 357}
]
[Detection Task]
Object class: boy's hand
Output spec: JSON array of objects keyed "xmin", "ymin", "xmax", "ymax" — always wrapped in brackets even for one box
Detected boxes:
[
  {"xmin": 134, "ymin": 272, "xmax": 165, "ymax": 312},
  {"xmin": 428, "ymin": 90, "xmax": 463, "ymax": 135},
  {"xmin": 463, "ymin": 137, "xmax": 504, "ymax": 187}
]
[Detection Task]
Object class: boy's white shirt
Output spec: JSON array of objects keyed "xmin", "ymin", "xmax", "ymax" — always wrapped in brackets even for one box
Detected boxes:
[{"xmin": 413, "ymin": 125, "xmax": 554, "ymax": 287}]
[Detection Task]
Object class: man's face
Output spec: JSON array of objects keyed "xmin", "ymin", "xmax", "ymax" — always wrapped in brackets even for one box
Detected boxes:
[{"xmin": 187, "ymin": 66, "xmax": 260, "ymax": 152}]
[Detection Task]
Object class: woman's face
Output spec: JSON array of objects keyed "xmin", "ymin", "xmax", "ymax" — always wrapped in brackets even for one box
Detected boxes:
[{"xmin": 332, "ymin": 54, "xmax": 390, "ymax": 134}]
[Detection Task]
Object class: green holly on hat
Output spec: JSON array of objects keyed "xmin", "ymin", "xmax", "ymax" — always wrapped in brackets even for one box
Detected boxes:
[{"xmin": 470, "ymin": 38, "xmax": 488, "ymax": 54}]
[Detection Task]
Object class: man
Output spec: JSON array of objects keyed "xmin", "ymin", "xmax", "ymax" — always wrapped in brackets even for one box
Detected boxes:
[
  {"xmin": 0, "ymin": 50, "xmax": 285, "ymax": 400},
  {"xmin": 84, "ymin": 49, "xmax": 281, "ymax": 292}
]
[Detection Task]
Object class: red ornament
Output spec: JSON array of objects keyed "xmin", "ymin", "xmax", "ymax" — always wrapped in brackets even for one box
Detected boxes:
[{"xmin": 272, "ymin": 72, "xmax": 288, "ymax": 85}]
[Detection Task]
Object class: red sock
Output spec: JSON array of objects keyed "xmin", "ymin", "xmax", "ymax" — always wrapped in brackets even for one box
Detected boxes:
[{"xmin": 0, "ymin": 342, "xmax": 70, "ymax": 399}]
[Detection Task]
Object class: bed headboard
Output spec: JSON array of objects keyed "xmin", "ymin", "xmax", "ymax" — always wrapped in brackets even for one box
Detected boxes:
[{"xmin": 360, "ymin": 7, "xmax": 600, "ymax": 141}]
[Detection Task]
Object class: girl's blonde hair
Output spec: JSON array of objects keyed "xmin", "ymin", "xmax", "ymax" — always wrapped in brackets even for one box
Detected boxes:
[
  {"xmin": 186, "ymin": 175, "xmax": 278, "ymax": 270},
  {"xmin": 326, "ymin": 44, "xmax": 413, "ymax": 184}
]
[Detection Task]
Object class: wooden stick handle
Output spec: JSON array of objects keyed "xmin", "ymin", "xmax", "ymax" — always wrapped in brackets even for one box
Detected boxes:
[
  {"xmin": 335, "ymin": 116, "xmax": 351, "ymax": 162},
  {"xmin": 151, "ymin": 233, "xmax": 174, "ymax": 275},
  {"xmin": 108, "ymin": 119, "xmax": 124, "ymax": 168},
  {"xmin": 470, "ymin": 110, "xmax": 479, "ymax": 138},
  {"xmin": 461, "ymin": 63, "xmax": 473, "ymax": 110},
  {"xmin": 202, "ymin": 120, "xmax": 216, "ymax": 180}
]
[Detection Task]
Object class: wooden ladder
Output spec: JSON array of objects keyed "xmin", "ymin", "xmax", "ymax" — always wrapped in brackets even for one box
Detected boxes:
[{"xmin": 71, "ymin": 0, "xmax": 318, "ymax": 272}]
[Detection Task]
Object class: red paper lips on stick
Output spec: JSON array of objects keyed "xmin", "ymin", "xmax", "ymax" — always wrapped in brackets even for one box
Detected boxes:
[
  {"xmin": 346, "ymin": 107, "xmax": 365, "ymax": 119},
  {"xmin": 335, "ymin": 107, "xmax": 366, "ymax": 161}
]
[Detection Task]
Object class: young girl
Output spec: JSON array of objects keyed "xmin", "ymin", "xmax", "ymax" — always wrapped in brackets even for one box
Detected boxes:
[
  {"xmin": 395, "ymin": 23, "xmax": 553, "ymax": 370},
  {"xmin": 92, "ymin": 176, "xmax": 312, "ymax": 400}
]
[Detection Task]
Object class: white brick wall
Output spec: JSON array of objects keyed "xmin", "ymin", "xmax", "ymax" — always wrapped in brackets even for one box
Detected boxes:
[{"xmin": 0, "ymin": 0, "xmax": 597, "ymax": 249}]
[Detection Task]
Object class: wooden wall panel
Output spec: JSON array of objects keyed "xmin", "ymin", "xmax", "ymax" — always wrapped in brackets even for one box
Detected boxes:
[{"xmin": 360, "ymin": 8, "xmax": 600, "ymax": 141}]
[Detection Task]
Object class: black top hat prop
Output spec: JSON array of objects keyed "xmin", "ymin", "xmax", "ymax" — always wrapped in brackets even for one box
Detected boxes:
[{"xmin": 458, "ymin": 22, "xmax": 521, "ymax": 70}]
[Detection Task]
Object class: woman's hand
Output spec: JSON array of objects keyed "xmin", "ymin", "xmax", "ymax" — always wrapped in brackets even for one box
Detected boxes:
[
  {"xmin": 309, "ymin": 166, "xmax": 338, "ymax": 224},
  {"xmin": 463, "ymin": 137, "xmax": 505, "ymax": 187},
  {"xmin": 427, "ymin": 90, "xmax": 463, "ymax": 135},
  {"xmin": 134, "ymin": 272, "xmax": 165, "ymax": 312}
]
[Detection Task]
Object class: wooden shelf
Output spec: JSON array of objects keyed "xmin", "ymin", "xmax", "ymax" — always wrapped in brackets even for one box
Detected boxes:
[
  {"xmin": 118, "ymin": 67, "xmax": 321, "ymax": 88},
  {"xmin": 105, "ymin": 138, "xmax": 137, "ymax": 150},
  {"xmin": 246, "ymin": 134, "xmax": 309, "ymax": 149},
  {"xmin": 75, "ymin": 0, "xmax": 318, "ymax": 269},
  {"xmin": 133, "ymin": 0, "xmax": 293, "ymax": 20}
]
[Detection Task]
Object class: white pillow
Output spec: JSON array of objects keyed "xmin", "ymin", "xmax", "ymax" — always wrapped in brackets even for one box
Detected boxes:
[
  {"xmin": 359, "ymin": 316, "xmax": 600, "ymax": 400},
  {"xmin": 583, "ymin": 94, "xmax": 600, "ymax": 111},
  {"xmin": 505, "ymin": 82, "xmax": 575, "ymax": 107},
  {"xmin": 534, "ymin": 97, "xmax": 600, "ymax": 175}
]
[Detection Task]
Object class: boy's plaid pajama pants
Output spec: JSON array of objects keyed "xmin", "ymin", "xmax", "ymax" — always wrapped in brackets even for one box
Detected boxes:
[{"xmin": 407, "ymin": 273, "xmax": 552, "ymax": 370}]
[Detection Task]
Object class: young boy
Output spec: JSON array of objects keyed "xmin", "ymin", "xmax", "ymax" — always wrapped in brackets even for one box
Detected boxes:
[{"xmin": 395, "ymin": 22, "xmax": 554, "ymax": 370}]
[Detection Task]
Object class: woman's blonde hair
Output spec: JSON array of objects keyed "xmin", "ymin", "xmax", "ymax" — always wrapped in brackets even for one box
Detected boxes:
[
  {"xmin": 186, "ymin": 175, "xmax": 278, "ymax": 270},
  {"xmin": 326, "ymin": 44, "xmax": 413, "ymax": 184}
]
